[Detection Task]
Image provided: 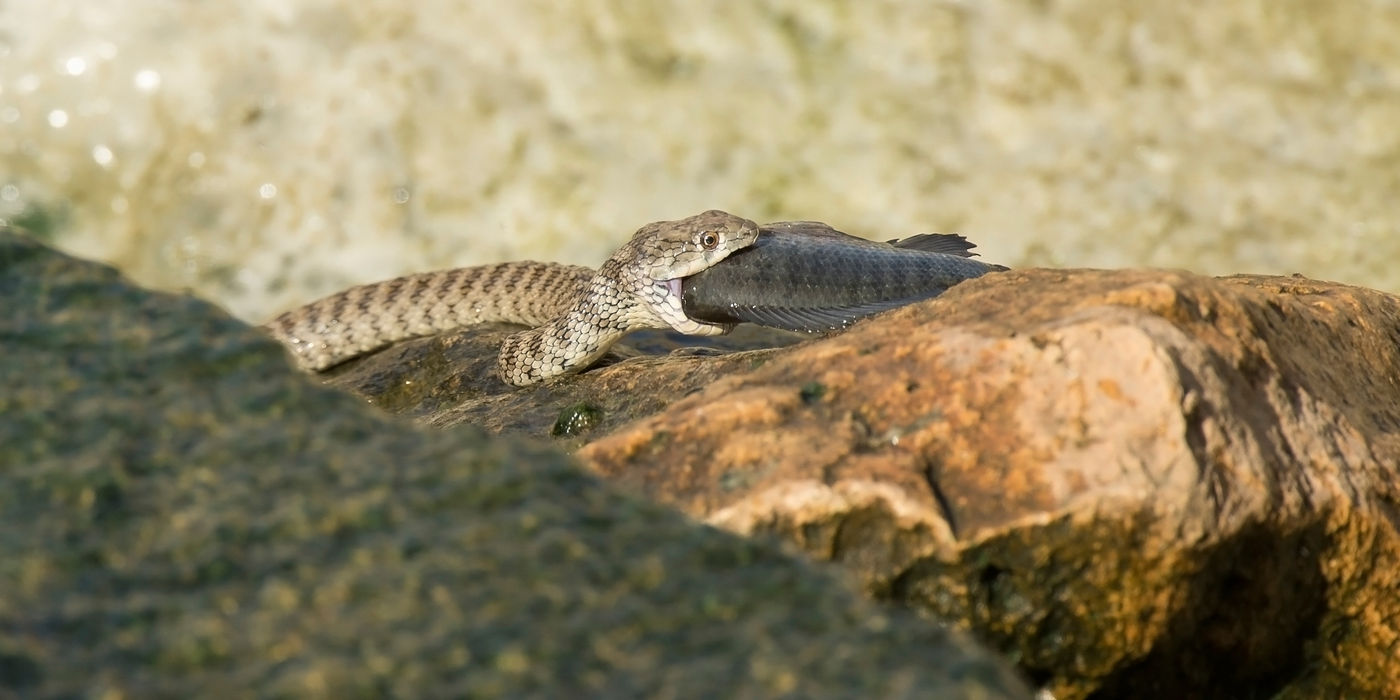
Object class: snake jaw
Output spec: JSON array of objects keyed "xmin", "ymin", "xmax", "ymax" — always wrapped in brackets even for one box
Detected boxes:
[{"xmin": 650, "ymin": 276, "xmax": 730, "ymax": 336}]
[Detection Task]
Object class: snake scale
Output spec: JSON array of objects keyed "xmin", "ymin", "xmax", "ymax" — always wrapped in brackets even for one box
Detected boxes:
[{"xmin": 263, "ymin": 210, "xmax": 760, "ymax": 386}]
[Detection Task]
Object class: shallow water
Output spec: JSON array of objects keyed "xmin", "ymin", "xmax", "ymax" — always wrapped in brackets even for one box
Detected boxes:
[{"xmin": 4, "ymin": 1, "xmax": 1398, "ymax": 323}]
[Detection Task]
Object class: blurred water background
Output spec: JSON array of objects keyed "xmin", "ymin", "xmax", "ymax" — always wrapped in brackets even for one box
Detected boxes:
[{"xmin": 3, "ymin": 1, "xmax": 1398, "ymax": 322}]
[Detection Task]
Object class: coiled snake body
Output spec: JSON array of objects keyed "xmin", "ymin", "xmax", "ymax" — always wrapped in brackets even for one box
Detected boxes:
[{"xmin": 263, "ymin": 210, "xmax": 759, "ymax": 386}]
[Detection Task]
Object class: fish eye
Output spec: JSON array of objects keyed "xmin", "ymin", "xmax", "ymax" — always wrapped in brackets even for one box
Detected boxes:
[{"xmin": 699, "ymin": 231, "xmax": 719, "ymax": 250}]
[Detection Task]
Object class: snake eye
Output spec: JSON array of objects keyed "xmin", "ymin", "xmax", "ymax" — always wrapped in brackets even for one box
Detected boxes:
[{"xmin": 699, "ymin": 231, "xmax": 720, "ymax": 250}]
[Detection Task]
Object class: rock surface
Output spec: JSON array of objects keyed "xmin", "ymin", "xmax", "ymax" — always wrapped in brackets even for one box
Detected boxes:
[
  {"xmin": 580, "ymin": 269, "xmax": 1400, "ymax": 699},
  {"xmin": 0, "ymin": 227, "xmax": 1032, "ymax": 699},
  {"xmin": 341, "ymin": 265, "xmax": 1400, "ymax": 698},
  {"xmin": 325, "ymin": 322, "xmax": 806, "ymax": 442}
]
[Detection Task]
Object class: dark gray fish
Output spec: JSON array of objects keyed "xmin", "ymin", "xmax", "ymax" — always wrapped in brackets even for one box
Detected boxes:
[{"xmin": 681, "ymin": 221, "xmax": 1005, "ymax": 333}]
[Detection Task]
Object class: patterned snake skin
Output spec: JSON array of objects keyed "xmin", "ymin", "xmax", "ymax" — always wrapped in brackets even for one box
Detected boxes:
[{"xmin": 262, "ymin": 210, "xmax": 760, "ymax": 386}]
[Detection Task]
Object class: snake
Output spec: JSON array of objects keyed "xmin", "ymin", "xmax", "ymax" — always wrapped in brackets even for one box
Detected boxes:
[{"xmin": 262, "ymin": 210, "xmax": 760, "ymax": 386}]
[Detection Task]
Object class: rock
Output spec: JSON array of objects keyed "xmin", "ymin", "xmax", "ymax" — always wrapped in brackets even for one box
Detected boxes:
[
  {"xmin": 0, "ymin": 227, "xmax": 1032, "ymax": 699},
  {"xmin": 567, "ymin": 268, "xmax": 1400, "ymax": 699},
  {"xmin": 349, "ymin": 264, "xmax": 1400, "ymax": 698},
  {"xmin": 325, "ymin": 320, "xmax": 807, "ymax": 443}
]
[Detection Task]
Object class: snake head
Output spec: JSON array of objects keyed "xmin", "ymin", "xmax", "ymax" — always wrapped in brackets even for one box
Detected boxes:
[
  {"xmin": 628, "ymin": 209, "xmax": 761, "ymax": 281},
  {"xmin": 615, "ymin": 209, "xmax": 759, "ymax": 336}
]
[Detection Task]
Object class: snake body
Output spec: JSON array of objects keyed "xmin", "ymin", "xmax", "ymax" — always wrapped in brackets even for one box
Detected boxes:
[{"xmin": 262, "ymin": 210, "xmax": 760, "ymax": 386}]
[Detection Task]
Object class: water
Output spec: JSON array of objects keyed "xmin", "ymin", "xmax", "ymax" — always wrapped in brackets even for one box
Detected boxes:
[{"xmin": 3, "ymin": 1, "xmax": 1398, "ymax": 323}]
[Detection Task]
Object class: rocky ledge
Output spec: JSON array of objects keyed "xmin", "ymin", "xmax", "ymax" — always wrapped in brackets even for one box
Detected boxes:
[
  {"xmin": 0, "ymin": 227, "xmax": 1030, "ymax": 699},
  {"xmin": 332, "ymin": 264, "xmax": 1400, "ymax": 698}
]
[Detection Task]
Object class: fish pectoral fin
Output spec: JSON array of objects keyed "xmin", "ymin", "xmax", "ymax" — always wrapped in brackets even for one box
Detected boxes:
[
  {"xmin": 886, "ymin": 233, "xmax": 979, "ymax": 257},
  {"xmin": 728, "ymin": 295, "xmax": 948, "ymax": 333}
]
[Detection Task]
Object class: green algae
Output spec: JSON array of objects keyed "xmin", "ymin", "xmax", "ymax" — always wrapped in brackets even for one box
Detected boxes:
[{"xmin": 551, "ymin": 402, "xmax": 604, "ymax": 438}]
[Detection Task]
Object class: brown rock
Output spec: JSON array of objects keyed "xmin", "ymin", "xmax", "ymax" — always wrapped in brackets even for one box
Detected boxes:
[
  {"xmin": 331, "ymin": 268, "xmax": 1400, "ymax": 699},
  {"xmin": 574, "ymin": 269, "xmax": 1400, "ymax": 700}
]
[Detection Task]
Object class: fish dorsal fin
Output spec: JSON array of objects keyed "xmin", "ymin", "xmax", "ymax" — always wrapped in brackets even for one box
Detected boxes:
[
  {"xmin": 886, "ymin": 233, "xmax": 979, "ymax": 257},
  {"xmin": 762, "ymin": 220, "xmax": 865, "ymax": 242},
  {"xmin": 766, "ymin": 221, "xmax": 991, "ymax": 259}
]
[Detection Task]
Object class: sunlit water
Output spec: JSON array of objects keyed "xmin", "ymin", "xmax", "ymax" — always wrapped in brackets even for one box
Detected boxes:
[{"xmin": 4, "ymin": 1, "xmax": 1398, "ymax": 323}]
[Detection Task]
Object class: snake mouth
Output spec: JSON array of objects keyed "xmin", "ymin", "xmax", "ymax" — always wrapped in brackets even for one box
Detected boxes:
[{"xmin": 665, "ymin": 277, "xmax": 682, "ymax": 300}]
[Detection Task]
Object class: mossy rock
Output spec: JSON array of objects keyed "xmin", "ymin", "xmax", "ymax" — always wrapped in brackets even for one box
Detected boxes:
[{"xmin": 0, "ymin": 227, "xmax": 1029, "ymax": 698}]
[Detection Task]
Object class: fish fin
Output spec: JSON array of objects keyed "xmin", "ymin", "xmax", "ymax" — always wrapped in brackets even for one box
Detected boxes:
[
  {"xmin": 763, "ymin": 221, "xmax": 863, "ymax": 241},
  {"xmin": 727, "ymin": 295, "xmax": 948, "ymax": 333},
  {"xmin": 886, "ymin": 233, "xmax": 980, "ymax": 257},
  {"xmin": 764, "ymin": 221, "xmax": 837, "ymax": 231},
  {"xmin": 766, "ymin": 222, "xmax": 985, "ymax": 257}
]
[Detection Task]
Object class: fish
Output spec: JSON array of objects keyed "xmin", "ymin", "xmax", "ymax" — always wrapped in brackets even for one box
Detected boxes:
[{"xmin": 680, "ymin": 221, "xmax": 1005, "ymax": 333}]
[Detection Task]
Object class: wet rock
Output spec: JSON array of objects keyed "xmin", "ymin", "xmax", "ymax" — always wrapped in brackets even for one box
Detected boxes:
[
  {"xmin": 0, "ymin": 228, "xmax": 1031, "ymax": 699},
  {"xmin": 567, "ymin": 268, "xmax": 1400, "ymax": 699}
]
